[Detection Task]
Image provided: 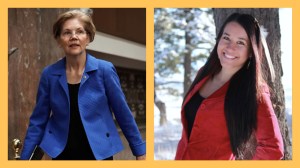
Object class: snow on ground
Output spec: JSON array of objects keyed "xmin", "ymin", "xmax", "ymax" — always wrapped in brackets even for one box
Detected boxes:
[{"xmin": 154, "ymin": 93, "xmax": 182, "ymax": 160}]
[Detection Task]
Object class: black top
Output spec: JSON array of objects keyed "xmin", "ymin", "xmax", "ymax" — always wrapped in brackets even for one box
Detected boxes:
[
  {"xmin": 184, "ymin": 92, "xmax": 205, "ymax": 139},
  {"xmin": 53, "ymin": 83, "xmax": 95, "ymax": 160}
]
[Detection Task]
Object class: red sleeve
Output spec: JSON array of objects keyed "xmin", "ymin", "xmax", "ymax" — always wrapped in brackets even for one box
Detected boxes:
[{"xmin": 252, "ymin": 91, "xmax": 284, "ymax": 160}]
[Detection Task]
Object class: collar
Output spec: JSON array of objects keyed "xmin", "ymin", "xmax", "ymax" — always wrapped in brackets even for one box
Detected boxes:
[
  {"xmin": 51, "ymin": 53, "xmax": 98, "ymax": 75},
  {"xmin": 183, "ymin": 75, "xmax": 230, "ymax": 107}
]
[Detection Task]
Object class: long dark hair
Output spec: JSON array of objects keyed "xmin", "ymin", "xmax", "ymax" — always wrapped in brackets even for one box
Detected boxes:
[{"xmin": 183, "ymin": 13, "xmax": 266, "ymax": 156}]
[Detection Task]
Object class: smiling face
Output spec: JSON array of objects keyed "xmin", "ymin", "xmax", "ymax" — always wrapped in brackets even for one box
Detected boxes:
[
  {"xmin": 57, "ymin": 18, "xmax": 90, "ymax": 57},
  {"xmin": 217, "ymin": 21, "xmax": 251, "ymax": 72}
]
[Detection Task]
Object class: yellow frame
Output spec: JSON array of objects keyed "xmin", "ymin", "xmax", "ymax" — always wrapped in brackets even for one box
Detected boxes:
[{"xmin": 1, "ymin": 0, "xmax": 297, "ymax": 168}]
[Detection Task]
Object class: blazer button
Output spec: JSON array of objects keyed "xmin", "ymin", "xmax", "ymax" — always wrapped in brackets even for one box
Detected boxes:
[
  {"xmin": 106, "ymin": 133, "xmax": 110, "ymax": 137},
  {"xmin": 49, "ymin": 130, "xmax": 52, "ymax": 134}
]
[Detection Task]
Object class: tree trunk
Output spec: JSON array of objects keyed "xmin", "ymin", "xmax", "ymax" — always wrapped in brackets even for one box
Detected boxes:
[
  {"xmin": 213, "ymin": 8, "xmax": 291, "ymax": 160},
  {"xmin": 154, "ymin": 91, "xmax": 167, "ymax": 126},
  {"xmin": 183, "ymin": 9, "xmax": 192, "ymax": 96}
]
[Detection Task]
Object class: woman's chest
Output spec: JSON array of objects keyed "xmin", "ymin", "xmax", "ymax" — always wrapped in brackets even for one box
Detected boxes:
[{"xmin": 187, "ymin": 98, "xmax": 229, "ymax": 142}]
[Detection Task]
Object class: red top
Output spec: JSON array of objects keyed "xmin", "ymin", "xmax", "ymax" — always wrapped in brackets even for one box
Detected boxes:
[{"xmin": 175, "ymin": 76, "xmax": 284, "ymax": 160}]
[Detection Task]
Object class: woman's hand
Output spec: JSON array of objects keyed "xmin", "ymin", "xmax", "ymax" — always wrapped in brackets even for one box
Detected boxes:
[{"xmin": 136, "ymin": 154, "xmax": 146, "ymax": 160}]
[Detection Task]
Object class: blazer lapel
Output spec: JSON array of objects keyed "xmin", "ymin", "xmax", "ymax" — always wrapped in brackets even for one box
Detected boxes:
[
  {"xmin": 59, "ymin": 74, "xmax": 69, "ymax": 100},
  {"xmin": 51, "ymin": 58, "xmax": 69, "ymax": 102},
  {"xmin": 80, "ymin": 54, "xmax": 98, "ymax": 86},
  {"xmin": 182, "ymin": 76, "xmax": 210, "ymax": 108},
  {"xmin": 51, "ymin": 54, "xmax": 99, "ymax": 101}
]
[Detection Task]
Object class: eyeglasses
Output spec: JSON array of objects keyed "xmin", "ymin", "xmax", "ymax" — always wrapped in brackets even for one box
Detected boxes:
[{"xmin": 61, "ymin": 29, "xmax": 87, "ymax": 38}]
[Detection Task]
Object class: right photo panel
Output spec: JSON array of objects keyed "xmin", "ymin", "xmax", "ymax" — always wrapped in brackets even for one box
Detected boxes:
[{"xmin": 154, "ymin": 8, "xmax": 292, "ymax": 160}]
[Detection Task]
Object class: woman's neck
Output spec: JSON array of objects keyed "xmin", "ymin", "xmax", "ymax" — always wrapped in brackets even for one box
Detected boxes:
[
  {"xmin": 214, "ymin": 67, "xmax": 238, "ymax": 84},
  {"xmin": 65, "ymin": 53, "xmax": 86, "ymax": 73}
]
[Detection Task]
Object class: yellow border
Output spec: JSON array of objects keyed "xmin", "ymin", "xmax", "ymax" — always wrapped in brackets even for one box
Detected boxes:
[{"xmin": 1, "ymin": 0, "xmax": 298, "ymax": 168}]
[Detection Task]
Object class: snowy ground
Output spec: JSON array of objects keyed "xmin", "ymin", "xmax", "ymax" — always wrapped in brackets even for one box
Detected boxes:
[
  {"xmin": 154, "ymin": 92, "xmax": 182, "ymax": 160},
  {"xmin": 285, "ymin": 87, "xmax": 292, "ymax": 141}
]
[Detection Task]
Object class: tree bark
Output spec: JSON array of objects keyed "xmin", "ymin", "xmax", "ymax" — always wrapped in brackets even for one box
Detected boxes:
[
  {"xmin": 213, "ymin": 8, "xmax": 291, "ymax": 160},
  {"xmin": 183, "ymin": 9, "xmax": 193, "ymax": 96},
  {"xmin": 154, "ymin": 91, "xmax": 167, "ymax": 126}
]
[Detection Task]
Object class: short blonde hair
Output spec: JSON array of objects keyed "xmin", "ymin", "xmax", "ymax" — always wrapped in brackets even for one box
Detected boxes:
[{"xmin": 53, "ymin": 10, "xmax": 96, "ymax": 42}]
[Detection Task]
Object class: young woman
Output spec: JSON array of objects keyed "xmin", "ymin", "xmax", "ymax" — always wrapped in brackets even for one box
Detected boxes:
[{"xmin": 175, "ymin": 13, "xmax": 284, "ymax": 160}]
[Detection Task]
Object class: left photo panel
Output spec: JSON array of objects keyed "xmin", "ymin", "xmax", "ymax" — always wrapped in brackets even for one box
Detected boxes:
[{"xmin": 8, "ymin": 8, "xmax": 146, "ymax": 160}]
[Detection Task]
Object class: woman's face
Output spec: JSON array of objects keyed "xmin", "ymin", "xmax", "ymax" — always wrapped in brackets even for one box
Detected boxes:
[
  {"xmin": 57, "ymin": 18, "xmax": 90, "ymax": 57},
  {"xmin": 217, "ymin": 21, "xmax": 251, "ymax": 72}
]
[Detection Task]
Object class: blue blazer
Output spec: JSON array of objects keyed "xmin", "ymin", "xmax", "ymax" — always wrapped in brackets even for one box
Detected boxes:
[{"xmin": 20, "ymin": 54, "xmax": 146, "ymax": 160}]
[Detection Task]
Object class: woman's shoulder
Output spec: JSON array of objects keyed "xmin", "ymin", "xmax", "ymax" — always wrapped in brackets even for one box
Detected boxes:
[
  {"xmin": 87, "ymin": 54, "xmax": 113, "ymax": 67},
  {"xmin": 41, "ymin": 57, "xmax": 65, "ymax": 74},
  {"xmin": 96, "ymin": 58, "xmax": 114, "ymax": 68}
]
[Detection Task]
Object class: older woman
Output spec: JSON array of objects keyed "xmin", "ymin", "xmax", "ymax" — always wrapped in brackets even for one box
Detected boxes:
[
  {"xmin": 175, "ymin": 13, "xmax": 283, "ymax": 160},
  {"xmin": 20, "ymin": 10, "xmax": 146, "ymax": 160}
]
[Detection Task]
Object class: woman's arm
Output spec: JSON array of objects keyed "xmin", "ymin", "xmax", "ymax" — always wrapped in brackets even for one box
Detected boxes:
[
  {"xmin": 252, "ymin": 91, "xmax": 284, "ymax": 160},
  {"xmin": 103, "ymin": 62, "xmax": 146, "ymax": 157},
  {"xmin": 20, "ymin": 68, "xmax": 51, "ymax": 160}
]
